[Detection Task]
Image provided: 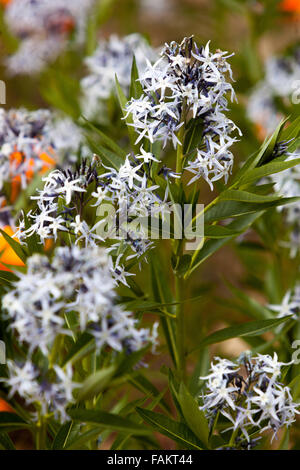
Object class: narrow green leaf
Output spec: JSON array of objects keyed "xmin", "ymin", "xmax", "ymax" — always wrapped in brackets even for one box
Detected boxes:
[
  {"xmin": 257, "ymin": 118, "xmax": 288, "ymax": 166},
  {"xmin": 280, "ymin": 116, "xmax": 300, "ymax": 143},
  {"xmin": 111, "ymin": 391, "xmax": 166, "ymax": 450},
  {"xmin": 239, "ymin": 158, "xmax": 300, "ymax": 186},
  {"xmin": 0, "ymin": 412, "xmax": 30, "ymax": 431},
  {"xmin": 232, "ymin": 118, "xmax": 288, "ymax": 184},
  {"xmin": 178, "ymin": 383, "xmax": 209, "ymax": 447},
  {"xmin": 150, "ymin": 255, "xmax": 178, "ymax": 368},
  {"xmin": 130, "ymin": 374, "xmax": 171, "ymax": 414},
  {"xmin": 189, "ymin": 348, "xmax": 210, "ymax": 396},
  {"xmin": 65, "ymin": 427, "xmax": 103, "ymax": 450},
  {"xmin": 279, "ymin": 429, "xmax": 290, "ymax": 450},
  {"xmin": 115, "ymin": 346, "xmax": 150, "ymax": 376},
  {"xmin": 52, "ymin": 421, "xmax": 73, "ymax": 450},
  {"xmin": 40, "ymin": 70, "xmax": 80, "ymax": 119},
  {"xmin": 204, "ymin": 224, "xmax": 242, "ymax": 238},
  {"xmin": 0, "ymin": 432, "xmax": 15, "ymax": 450},
  {"xmin": 120, "ymin": 296, "xmax": 203, "ymax": 315},
  {"xmin": 129, "ymin": 55, "xmax": 143, "ymax": 99},
  {"xmin": 77, "ymin": 365, "xmax": 116, "ymax": 401},
  {"xmin": 63, "ymin": 332, "xmax": 95, "ymax": 365},
  {"xmin": 115, "ymin": 75, "xmax": 137, "ymax": 149},
  {"xmin": 120, "ymin": 299, "xmax": 176, "ymax": 316},
  {"xmin": 136, "ymin": 408, "xmax": 203, "ymax": 450},
  {"xmin": 96, "ymin": 144, "xmax": 124, "ymax": 170},
  {"xmin": 190, "ymin": 316, "xmax": 293, "ymax": 353},
  {"xmin": 183, "ymin": 117, "xmax": 204, "ymax": 155},
  {"xmin": 187, "ymin": 212, "xmax": 262, "ymax": 276},
  {"xmin": 204, "ymin": 198, "xmax": 300, "ymax": 224},
  {"xmin": 68, "ymin": 409, "xmax": 151, "ymax": 435},
  {"xmin": 85, "ymin": 136, "xmax": 123, "ymax": 170},
  {"xmin": 85, "ymin": 0, "xmax": 116, "ymax": 55},
  {"xmin": 0, "ymin": 271, "xmax": 18, "ymax": 283},
  {"xmin": 82, "ymin": 117, "xmax": 127, "ymax": 158},
  {"xmin": 168, "ymin": 369, "xmax": 185, "ymax": 420},
  {"xmin": 219, "ymin": 190, "xmax": 284, "ymax": 204},
  {"xmin": 0, "ymin": 229, "xmax": 27, "ymax": 263}
]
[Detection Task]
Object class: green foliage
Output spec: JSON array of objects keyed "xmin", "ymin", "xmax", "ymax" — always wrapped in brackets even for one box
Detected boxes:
[
  {"xmin": 190, "ymin": 316, "xmax": 293, "ymax": 353},
  {"xmin": 69, "ymin": 409, "xmax": 152, "ymax": 435},
  {"xmin": 136, "ymin": 408, "xmax": 204, "ymax": 450},
  {"xmin": 0, "ymin": 2, "xmax": 299, "ymax": 451}
]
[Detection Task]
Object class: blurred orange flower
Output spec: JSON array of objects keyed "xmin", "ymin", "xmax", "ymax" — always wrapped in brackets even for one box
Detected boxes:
[
  {"xmin": 0, "ymin": 398, "xmax": 15, "ymax": 413},
  {"xmin": 0, "ymin": 0, "xmax": 11, "ymax": 7},
  {"xmin": 9, "ymin": 147, "xmax": 56, "ymax": 203},
  {"xmin": 280, "ymin": 0, "xmax": 300, "ymax": 19},
  {"xmin": 0, "ymin": 144, "xmax": 56, "ymax": 271},
  {"xmin": 280, "ymin": 0, "xmax": 300, "ymax": 13},
  {"xmin": 0, "ymin": 225, "xmax": 25, "ymax": 271}
]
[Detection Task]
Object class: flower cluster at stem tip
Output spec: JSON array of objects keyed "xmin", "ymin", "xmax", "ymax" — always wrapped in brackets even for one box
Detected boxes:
[
  {"xmin": 200, "ymin": 352, "xmax": 299, "ymax": 447},
  {"xmin": 125, "ymin": 36, "xmax": 242, "ymax": 190}
]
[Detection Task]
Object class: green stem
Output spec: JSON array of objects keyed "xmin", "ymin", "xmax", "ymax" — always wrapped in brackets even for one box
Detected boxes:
[
  {"xmin": 173, "ymin": 101, "xmax": 188, "ymax": 380},
  {"xmin": 229, "ymin": 427, "xmax": 238, "ymax": 447},
  {"xmin": 175, "ymin": 272, "xmax": 186, "ymax": 383},
  {"xmin": 36, "ymin": 416, "xmax": 47, "ymax": 450},
  {"xmin": 176, "ymin": 140, "xmax": 184, "ymax": 179},
  {"xmin": 175, "ymin": 101, "xmax": 187, "ymax": 182},
  {"xmin": 49, "ymin": 334, "xmax": 62, "ymax": 369}
]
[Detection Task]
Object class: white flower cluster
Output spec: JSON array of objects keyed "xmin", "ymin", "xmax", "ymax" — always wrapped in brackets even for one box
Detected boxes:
[
  {"xmin": 1, "ymin": 360, "xmax": 79, "ymax": 423},
  {"xmin": 2, "ymin": 245, "xmax": 158, "ymax": 356},
  {"xmin": 95, "ymin": 150, "xmax": 171, "ymax": 263},
  {"xmin": 247, "ymin": 49, "xmax": 300, "ymax": 136},
  {"xmin": 125, "ymin": 36, "xmax": 241, "ymax": 189},
  {"xmin": 0, "ymin": 108, "xmax": 85, "ymax": 193},
  {"xmin": 269, "ymin": 285, "xmax": 300, "ymax": 320},
  {"xmin": 200, "ymin": 353, "xmax": 299, "ymax": 446},
  {"xmin": 4, "ymin": 0, "xmax": 95, "ymax": 74},
  {"xmin": 18, "ymin": 152, "xmax": 171, "ymax": 275},
  {"xmin": 81, "ymin": 34, "xmax": 157, "ymax": 120},
  {"xmin": 16, "ymin": 163, "xmax": 105, "ymax": 256}
]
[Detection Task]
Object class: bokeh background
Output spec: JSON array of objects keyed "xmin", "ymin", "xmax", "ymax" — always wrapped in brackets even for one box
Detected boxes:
[{"xmin": 0, "ymin": 0, "xmax": 300, "ymax": 449}]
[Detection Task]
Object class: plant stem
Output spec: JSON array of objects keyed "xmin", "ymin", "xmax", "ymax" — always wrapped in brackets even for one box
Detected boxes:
[
  {"xmin": 49, "ymin": 334, "xmax": 62, "ymax": 369},
  {"xmin": 175, "ymin": 272, "xmax": 186, "ymax": 383},
  {"xmin": 176, "ymin": 101, "xmax": 186, "ymax": 182},
  {"xmin": 176, "ymin": 140, "xmax": 184, "ymax": 179},
  {"xmin": 229, "ymin": 427, "xmax": 238, "ymax": 448},
  {"xmin": 174, "ymin": 101, "xmax": 188, "ymax": 379},
  {"xmin": 36, "ymin": 416, "xmax": 47, "ymax": 450}
]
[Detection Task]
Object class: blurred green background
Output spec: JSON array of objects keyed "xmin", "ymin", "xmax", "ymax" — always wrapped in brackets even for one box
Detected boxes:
[{"xmin": 0, "ymin": 0, "xmax": 300, "ymax": 449}]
